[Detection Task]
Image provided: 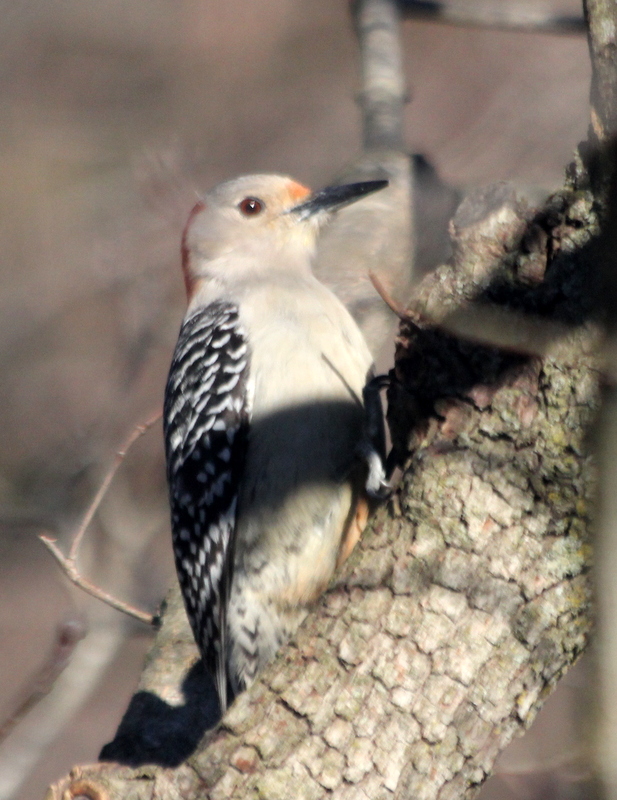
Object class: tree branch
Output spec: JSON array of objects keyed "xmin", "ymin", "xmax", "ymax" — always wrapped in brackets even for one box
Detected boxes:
[
  {"xmin": 38, "ymin": 535, "xmax": 156, "ymax": 626},
  {"xmin": 581, "ymin": 0, "xmax": 617, "ymax": 201},
  {"xmin": 0, "ymin": 618, "xmax": 86, "ymax": 745},
  {"xmin": 574, "ymin": 4, "xmax": 617, "ymax": 798},
  {"xmin": 399, "ymin": 1, "xmax": 586, "ymax": 36},
  {"xmin": 38, "ymin": 411, "xmax": 162, "ymax": 627},
  {"xmin": 314, "ymin": 0, "xmax": 414, "ymax": 367},
  {"xmin": 353, "ymin": 0, "xmax": 407, "ymax": 151},
  {"xmin": 46, "ymin": 179, "xmax": 599, "ymax": 799},
  {"xmin": 584, "ymin": 0, "xmax": 617, "ymax": 144}
]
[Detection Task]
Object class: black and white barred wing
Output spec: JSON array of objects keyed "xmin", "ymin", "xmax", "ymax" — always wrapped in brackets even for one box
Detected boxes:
[{"xmin": 163, "ymin": 301, "xmax": 250, "ymax": 710}]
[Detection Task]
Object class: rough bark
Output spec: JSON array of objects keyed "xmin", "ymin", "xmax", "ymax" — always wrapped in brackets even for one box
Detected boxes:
[{"xmin": 45, "ymin": 176, "xmax": 600, "ymax": 799}]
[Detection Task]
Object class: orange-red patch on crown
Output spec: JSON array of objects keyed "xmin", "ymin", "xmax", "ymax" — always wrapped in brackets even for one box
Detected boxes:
[
  {"xmin": 181, "ymin": 200, "xmax": 206, "ymax": 301},
  {"xmin": 287, "ymin": 180, "xmax": 311, "ymax": 203}
]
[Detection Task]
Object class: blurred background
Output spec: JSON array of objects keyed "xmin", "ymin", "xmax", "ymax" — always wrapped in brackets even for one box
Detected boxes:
[{"xmin": 0, "ymin": 1, "xmax": 592, "ymax": 798}]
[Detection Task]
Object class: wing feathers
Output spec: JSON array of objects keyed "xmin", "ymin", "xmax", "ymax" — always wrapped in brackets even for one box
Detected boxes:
[{"xmin": 164, "ymin": 302, "xmax": 250, "ymax": 712}]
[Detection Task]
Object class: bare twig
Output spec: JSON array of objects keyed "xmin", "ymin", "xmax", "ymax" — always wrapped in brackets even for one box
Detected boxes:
[
  {"xmin": 39, "ymin": 534, "xmax": 156, "ymax": 625},
  {"xmin": 368, "ymin": 269, "xmax": 413, "ymax": 321},
  {"xmin": 69, "ymin": 410, "xmax": 162, "ymax": 561},
  {"xmin": 39, "ymin": 410, "xmax": 163, "ymax": 626}
]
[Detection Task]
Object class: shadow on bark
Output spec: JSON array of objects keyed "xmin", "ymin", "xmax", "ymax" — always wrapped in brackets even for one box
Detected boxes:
[{"xmin": 99, "ymin": 660, "xmax": 219, "ymax": 768}]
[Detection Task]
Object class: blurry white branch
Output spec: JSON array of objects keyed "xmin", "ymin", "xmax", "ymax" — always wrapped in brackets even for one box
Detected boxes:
[
  {"xmin": 399, "ymin": 0, "xmax": 586, "ymax": 35},
  {"xmin": 315, "ymin": 0, "xmax": 414, "ymax": 367},
  {"xmin": 354, "ymin": 0, "xmax": 407, "ymax": 151},
  {"xmin": 0, "ymin": 618, "xmax": 86, "ymax": 747}
]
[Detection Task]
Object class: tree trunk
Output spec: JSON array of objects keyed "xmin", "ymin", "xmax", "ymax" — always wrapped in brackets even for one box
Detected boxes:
[{"xmin": 46, "ymin": 171, "xmax": 600, "ymax": 798}]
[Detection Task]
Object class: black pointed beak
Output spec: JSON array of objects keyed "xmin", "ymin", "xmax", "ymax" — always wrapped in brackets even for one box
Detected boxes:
[{"xmin": 290, "ymin": 179, "xmax": 388, "ymax": 219}]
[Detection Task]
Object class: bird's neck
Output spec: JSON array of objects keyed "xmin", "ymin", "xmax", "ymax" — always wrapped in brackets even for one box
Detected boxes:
[{"xmin": 185, "ymin": 248, "xmax": 315, "ymax": 310}]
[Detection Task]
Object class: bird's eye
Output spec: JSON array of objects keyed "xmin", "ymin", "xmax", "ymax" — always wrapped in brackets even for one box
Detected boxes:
[{"xmin": 238, "ymin": 197, "xmax": 264, "ymax": 216}]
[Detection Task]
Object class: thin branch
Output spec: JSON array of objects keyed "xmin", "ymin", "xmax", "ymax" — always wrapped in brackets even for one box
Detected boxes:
[
  {"xmin": 370, "ymin": 268, "xmax": 572, "ymax": 358},
  {"xmin": 399, "ymin": 0, "xmax": 586, "ymax": 36},
  {"xmin": 369, "ymin": 269, "xmax": 414, "ymax": 321},
  {"xmin": 353, "ymin": 0, "xmax": 407, "ymax": 150},
  {"xmin": 433, "ymin": 304, "xmax": 573, "ymax": 357},
  {"xmin": 0, "ymin": 618, "xmax": 87, "ymax": 745},
  {"xmin": 39, "ymin": 534, "xmax": 156, "ymax": 625},
  {"xmin": 69, "ymin": 410, "xmax": 162, "ymax": 561},
  {"xmin": 39, "ymin": 410, "xmax": 163, "ymax": 626}
]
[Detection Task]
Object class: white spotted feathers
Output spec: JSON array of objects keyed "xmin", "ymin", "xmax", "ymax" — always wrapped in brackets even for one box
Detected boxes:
[{"xmin": 164, "ymin": 301, "xmax": 250, "ymax": 709}]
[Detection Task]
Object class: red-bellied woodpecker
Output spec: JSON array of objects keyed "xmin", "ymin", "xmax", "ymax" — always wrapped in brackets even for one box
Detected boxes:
[{"xmin": 164, "ymin": 174, "xmax": 388, "ymax": 712}]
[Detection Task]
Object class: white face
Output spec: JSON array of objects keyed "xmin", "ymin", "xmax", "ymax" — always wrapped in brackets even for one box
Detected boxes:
[
  {"xmin": 181, "ymin": 173, "xmax": 388, "ymax": 301},
  {"xmin": 182, "ymin": 174, "xmax": 327, "ymax": 296}
]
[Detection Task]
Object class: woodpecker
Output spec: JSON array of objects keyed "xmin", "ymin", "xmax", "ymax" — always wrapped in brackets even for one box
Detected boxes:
[{"xmin": 164, "ymin": 173, "xmax": 388, "ymax": 712}]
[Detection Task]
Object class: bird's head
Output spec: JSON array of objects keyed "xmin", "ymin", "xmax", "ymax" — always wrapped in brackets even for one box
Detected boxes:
[{"xmin": 181, "ymin": 173, "xmax": 387, "ymax": 301}]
